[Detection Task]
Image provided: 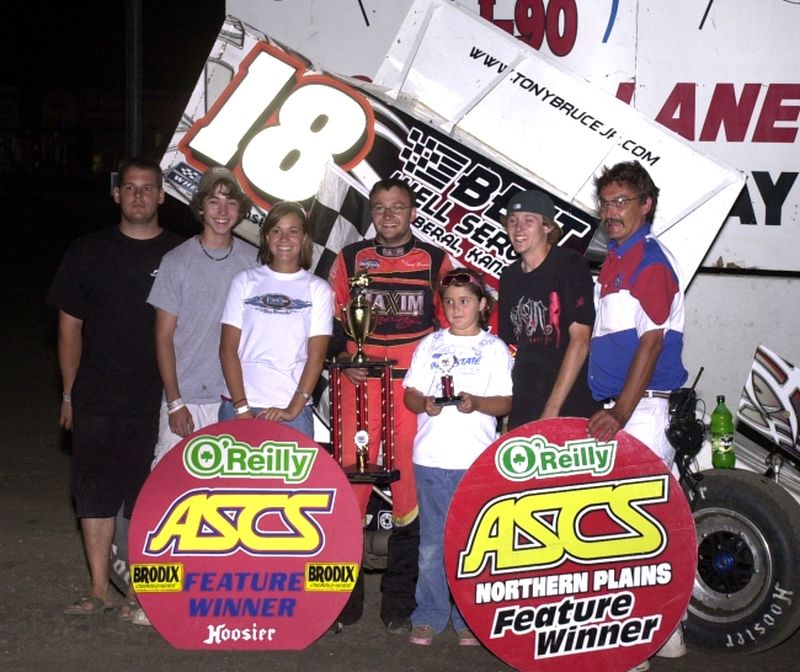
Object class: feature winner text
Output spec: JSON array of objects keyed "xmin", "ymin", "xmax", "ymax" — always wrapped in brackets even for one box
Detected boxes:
[
  {"xmin": 186, "ymin": 571, "xmax": 302, "ymax": 619},
  {"xmin": 491, "ymin": 591, "xmax": 661, "ymax": 659},
  {"xmin": 185, "ymin": 571, "xmax": 303, "ymax": 646}
]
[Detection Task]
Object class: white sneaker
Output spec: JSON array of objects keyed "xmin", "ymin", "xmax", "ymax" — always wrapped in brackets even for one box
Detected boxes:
[
  {"xmin": 131, "ymin": 607, "xmax": 151, "ymax": 626},
  {"xmin": 656, "ymin": 624, "xmax": 687, "ymax": 658},
  {"xmin": 626, "ymin": 661, "xmax": 650, "ymax": 672}
]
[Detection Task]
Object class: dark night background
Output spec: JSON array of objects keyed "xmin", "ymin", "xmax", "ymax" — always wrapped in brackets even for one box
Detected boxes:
[{"xmin": 3, "ymin": 2, "xmax": 227, "ymax": 287}]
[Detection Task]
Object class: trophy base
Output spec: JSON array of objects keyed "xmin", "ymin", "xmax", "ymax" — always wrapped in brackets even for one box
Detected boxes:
[
  {"xmin": 341, "ymin": 464, "xmax": 400, "ymax": 485},
  {"xmin": 433, "ymin": 395, "xmax": 462, "ymax": 406}
]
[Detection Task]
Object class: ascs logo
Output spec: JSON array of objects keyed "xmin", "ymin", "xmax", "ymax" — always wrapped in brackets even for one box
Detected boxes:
[
  {"xmin": 144, "ymin": 489, "xmax": 334, "ymax": 556},
  {"xmin": 458, "ymin": 477, "xmax": 669, "ymax": 577}
]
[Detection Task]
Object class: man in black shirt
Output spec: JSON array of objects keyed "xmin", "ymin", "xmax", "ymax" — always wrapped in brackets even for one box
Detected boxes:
[
  {"xmin": 498, "ymin": 190, "xmax": 598, "ymax": 429},
  {"xmin": 48, "ymin": 157, "xmax": 183, "ymax": 615}
]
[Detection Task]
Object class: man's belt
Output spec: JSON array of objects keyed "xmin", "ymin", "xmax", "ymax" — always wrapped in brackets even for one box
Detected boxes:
[
  {"xmin": 642, "ymin": 390, "xmax": 672, "ymax": 400},
  {"xmin": 602, "ymin": 390, "xmax": 673, "ymax": 404}
]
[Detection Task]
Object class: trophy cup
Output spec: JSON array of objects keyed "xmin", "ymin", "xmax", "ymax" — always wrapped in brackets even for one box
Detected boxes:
[
  {"xmin": 433, "ymin": 353, "xmax": 461, "ymax": 405},
  {"xmin": 328, "ymin": 271, "xmax": 399, "ymax": 485},
  {"xmin": 342, "ymin": 272, "xmax": 376, "ymax": 364}
]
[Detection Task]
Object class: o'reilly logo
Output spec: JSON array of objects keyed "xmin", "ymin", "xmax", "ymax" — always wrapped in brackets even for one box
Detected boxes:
[{"xmin": 495, "ymin": 435, "xmax": 616, "ymax": 481}]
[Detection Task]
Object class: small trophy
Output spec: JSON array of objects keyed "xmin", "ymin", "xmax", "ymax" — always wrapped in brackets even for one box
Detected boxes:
[
  {"xmin": 433, "ymin": 353, "xmax": 461, "ymax": 405},
  {"xmin": 342, "ymin": 272, "xmax": 377, "ymax": 365},
  {"xmin": 354, "ymin": 430, "xmax": 370, "ymax": 473}
]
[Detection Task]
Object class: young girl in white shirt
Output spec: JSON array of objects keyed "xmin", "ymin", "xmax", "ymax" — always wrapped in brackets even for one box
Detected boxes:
[{"xmin": 403, "ymin": 267, "xmax": 513, "ymax": 647}]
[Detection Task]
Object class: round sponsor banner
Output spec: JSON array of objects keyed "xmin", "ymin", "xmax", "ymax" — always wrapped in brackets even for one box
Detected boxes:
[
  {"xmin": 445, "ymin": 418, "xmax": 696, "ymax": 672},
  {"xmin": 129, "ymin": 420, "xmax": 362, "ymax": 650}
]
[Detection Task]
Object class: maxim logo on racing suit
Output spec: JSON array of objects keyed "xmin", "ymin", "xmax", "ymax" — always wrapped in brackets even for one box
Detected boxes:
[{"xmin": 364, "ymin": 289, "xmax": 425, "ymax": 317}]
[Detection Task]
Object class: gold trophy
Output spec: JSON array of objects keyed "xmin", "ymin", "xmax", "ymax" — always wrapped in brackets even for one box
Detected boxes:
[
  {"xmin": 328, "ymin": 271, "xmax": 399, "ymax": 485},
  {"xmin": 342, "ymin": 272, "xmax": 377, "ymax": 365}
]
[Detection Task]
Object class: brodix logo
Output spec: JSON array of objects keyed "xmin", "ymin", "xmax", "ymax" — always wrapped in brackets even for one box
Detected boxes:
[
  {"xmin": 131, "ymin": 563, "xmax": 184, "ymax": 592},
  {"xmin": 458, "ymin": 476, "xmax": 670, "ymax": 577},
  {"xmin": 305, "ymin": 562, "xmax": 360, "ymax": 592}
]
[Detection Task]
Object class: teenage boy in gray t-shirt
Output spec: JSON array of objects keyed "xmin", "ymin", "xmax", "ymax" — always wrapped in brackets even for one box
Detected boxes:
[{"xmin": 147, "ymin": 167, "xmax": 257, "ymax": 467}]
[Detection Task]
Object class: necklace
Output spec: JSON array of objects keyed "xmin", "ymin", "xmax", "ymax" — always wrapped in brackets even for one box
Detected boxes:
[{"xmin": 198, "ymin": 236, "xmax": 233, "ymax": 261}]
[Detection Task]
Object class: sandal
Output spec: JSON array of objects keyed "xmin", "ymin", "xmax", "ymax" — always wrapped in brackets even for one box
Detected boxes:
[{"xmin": 64, "ymin": 596, "xmax": 113, "ymax": 616}]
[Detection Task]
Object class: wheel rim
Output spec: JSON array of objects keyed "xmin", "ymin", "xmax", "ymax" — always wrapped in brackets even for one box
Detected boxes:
[{"xmin": 689, "ymin": 506, "xmax": 773, "ymax": 623}]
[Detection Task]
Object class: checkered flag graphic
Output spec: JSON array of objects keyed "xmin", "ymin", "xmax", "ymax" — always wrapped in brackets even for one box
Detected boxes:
[
  {"xmin": 305, "ymin": 165, "xmax": 374, "ymax": 443},
  {"xmin": 308, "ymin": 166, "xmax": 373, "ymax": 281},
  {"xmin": 399, "ymin": 127, "xmax": 470, "ymax": 192}
]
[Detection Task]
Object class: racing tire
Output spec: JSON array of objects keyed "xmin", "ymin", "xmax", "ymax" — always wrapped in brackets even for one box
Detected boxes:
[{"xmin": 686, "ymin": 468, "xmax": 800, "ymax": 654}]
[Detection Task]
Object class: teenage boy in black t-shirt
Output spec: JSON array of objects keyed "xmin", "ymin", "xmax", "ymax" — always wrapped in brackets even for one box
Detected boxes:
[{"xmin": 498, "ymin": 190, "xmax": 599, "ymax": 429}]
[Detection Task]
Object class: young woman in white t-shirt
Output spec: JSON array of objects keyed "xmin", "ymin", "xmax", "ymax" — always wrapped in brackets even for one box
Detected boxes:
[
  {"xmin": 402, "ymin": 267, "xmax": 513, "ymax": 647},
  {"xmin": 219, "ymin": 201, "xmax": 333, "ymax": 437}
]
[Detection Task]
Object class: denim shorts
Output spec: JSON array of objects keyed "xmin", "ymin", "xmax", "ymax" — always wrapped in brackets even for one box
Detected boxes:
[{"xmin": 218, "ymin": 400, "xmax": 315, "ymax": 439}]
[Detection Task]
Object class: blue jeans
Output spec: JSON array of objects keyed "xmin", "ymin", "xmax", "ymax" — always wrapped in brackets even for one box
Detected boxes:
[
  {"xmin": 411, "ymin": 463, "xmax": 468, "ymax": 633},
  {"xmin": 218, "ymin": 401, "xmax": 315, "ymax": 439}
]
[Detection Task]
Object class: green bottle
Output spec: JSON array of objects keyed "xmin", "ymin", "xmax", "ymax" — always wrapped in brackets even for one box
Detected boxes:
[{"xmin": 710, "ymin": 395, "xmax": 736, "ymax": 469}]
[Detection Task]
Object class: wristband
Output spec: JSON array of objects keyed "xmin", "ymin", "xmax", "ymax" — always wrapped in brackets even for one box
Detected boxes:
[
  {"xmin": 62, "ymin": 393, "xmax": 72, "ymax": 403},
  {"xmin": 296, "ymin": 388, "xmax": 311, "ymax": 401},
  {"xmin": 234, "ymin": 404, "xmax": 251, "ymax": 416},
  {"xmin": 167, "ymin": 403, "xmax": 186, "ymax": 414},
  {"xmin": 167, "ymin": 398, "xmax": 184, "ymax": 412}
]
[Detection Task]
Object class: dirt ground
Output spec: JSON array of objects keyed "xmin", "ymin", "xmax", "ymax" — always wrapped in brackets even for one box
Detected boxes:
[{"xmin": 2, "ymin": 218, "xmax": 798, "ymax": 672}]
